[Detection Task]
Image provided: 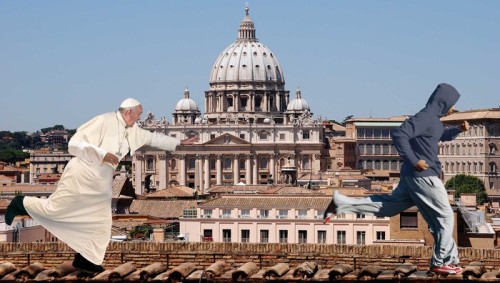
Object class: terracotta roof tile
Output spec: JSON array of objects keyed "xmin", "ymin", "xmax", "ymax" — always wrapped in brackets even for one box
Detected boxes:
[
  {"xmin": 130, "ymin": 199, "xmax": 198, "ymax": 218},
  {"xmin": 199, "ymin": 195, "xmax": 331, "ymax": 209}
]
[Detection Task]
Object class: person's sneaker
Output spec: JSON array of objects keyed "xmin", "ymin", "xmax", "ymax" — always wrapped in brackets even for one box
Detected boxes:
[{"xmin": 431, "ymin": 265, "xmax": 462, "ymax": 275}]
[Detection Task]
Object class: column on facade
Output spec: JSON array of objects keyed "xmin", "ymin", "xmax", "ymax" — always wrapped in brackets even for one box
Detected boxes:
[
  {"xmin": 250, "ymin": 93, "xmax": 254, "ymax": 112},
  {"xmin": 134, "ymin": 155, "xmax": 144, "ymax": 195},
  {"xmin": 252, "ymin": 155, "xmax": 258, "ymax": 185},
  {"xmin": 245, "ymin": 156, "xmax": 251, "ymax": 185},
  {"xmin": 204, "ymin": 155, "xmax": 210, "ymax": 192},
  {"xmin": 233, "ymin": 155, "xmax": 240, "ymax": 184},
  {"xmin": 263, "ymin": 93, "xmax": 268, "ymax": 111},
  {"xmin": 29, "ymin": 162, "xmax": 34, "ymax": 183},
  {"xmin": 216, "ymin": 154, "xmax": 222, "ymax": 185},
  {"xmin": 197, "ymin": 155, "xmax": 203, "ymax": 193},
  {"xmin": 270, "ymin": 155, "xmax": 275, "ymax": 182},
  {"xmin": 158, "ymin": 154, "xmax": 169, "ymax": 189},
  {"xmin": 234, "ymin": 93, "xmax": 239, "ymax": 111},
  {"xmin": 179, "ymin": 155, "xmax": 186, "ymax": 186}
]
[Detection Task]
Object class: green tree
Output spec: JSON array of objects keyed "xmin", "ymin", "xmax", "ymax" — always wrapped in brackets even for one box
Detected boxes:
[
  {"xmin": 341, "ymin": 115, "xmax": 354, "ymax": 126},
  {"xmin": 445, "ymin": 174, "xmax": 488, "ymax": 204}
]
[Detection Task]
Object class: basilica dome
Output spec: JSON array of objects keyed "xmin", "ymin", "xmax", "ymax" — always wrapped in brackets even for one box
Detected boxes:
[
  {"xmin": 175, "ymin": 88, "xmax": 199, "ymax": 112},
  {"xmin": 209, "ymin": 7, "xmax": 284, "ymax": 83},
  {"xmin": 286, "ymin": 88, "xmax": 310, "ymax": 112}
]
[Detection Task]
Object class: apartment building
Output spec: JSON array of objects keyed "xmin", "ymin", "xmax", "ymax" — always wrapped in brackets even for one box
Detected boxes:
[
  {"xmin": 440, "ymin": 108, "xmax": 500, "ymax": 193},
  {"xmin": 179, "ymin": 194, "xmax": 390, "ymax": 244}
]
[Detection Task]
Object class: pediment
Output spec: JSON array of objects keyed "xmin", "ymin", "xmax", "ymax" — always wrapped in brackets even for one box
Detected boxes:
[{"xmin": 204, "ymin": 133, "xmax": 251, "ymax": 145}]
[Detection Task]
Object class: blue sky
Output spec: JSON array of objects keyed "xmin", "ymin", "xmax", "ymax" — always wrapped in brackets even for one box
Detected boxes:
[{"xmin": 1, "ymin": 1, "xmax": 499, "ymax": 132}]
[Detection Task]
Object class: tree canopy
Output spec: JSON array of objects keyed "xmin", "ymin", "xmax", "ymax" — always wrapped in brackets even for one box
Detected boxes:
[{"xmin": 445, "ymin": 174, "xmax": 488, "ymax": 204}]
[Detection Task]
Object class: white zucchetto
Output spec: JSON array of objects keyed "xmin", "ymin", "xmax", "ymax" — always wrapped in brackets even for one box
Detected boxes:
[{"xmin": 119, "ymin": 98, "xmax": 141, "ymax": 108}]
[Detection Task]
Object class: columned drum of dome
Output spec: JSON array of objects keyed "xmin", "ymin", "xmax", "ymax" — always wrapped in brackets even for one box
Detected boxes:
[
  {"xmin": 205, "ymin": 7, "xmax": 290, "ymax": 124},
  {"xmin": 172, "ymin": 88, "xmax": 201, "ymax": 125}
]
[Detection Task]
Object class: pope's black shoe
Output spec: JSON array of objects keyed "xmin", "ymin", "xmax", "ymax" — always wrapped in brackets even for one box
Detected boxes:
[
  {"xmin": 72, "ymin": 253, "xmax": 105, "ymax": 273},
  {"xmin": 5, "ymin": 195, "xmax": 28, "ymax": 226}
]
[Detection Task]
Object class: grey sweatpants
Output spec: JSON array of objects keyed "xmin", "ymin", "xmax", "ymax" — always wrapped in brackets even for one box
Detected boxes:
[{"xmin": 334, "ymin": 176, "xmax": 459, "ymax": 267}]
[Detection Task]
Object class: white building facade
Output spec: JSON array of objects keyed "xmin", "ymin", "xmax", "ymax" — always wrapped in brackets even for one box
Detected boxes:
[{"xmin": 132, "ymin": 7, "xmax": 325, "ymax": 195}]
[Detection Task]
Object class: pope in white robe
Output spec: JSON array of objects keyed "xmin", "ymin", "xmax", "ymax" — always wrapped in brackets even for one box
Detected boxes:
[{"xmin": 15, "ymin": 98, "xmax": 195, "ymax": 269}]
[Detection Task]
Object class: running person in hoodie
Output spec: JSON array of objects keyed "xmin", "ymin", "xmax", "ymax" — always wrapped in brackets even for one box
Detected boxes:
[{"xmin": 323, "ymin": 83, "xmax": 469, "ymax": 275}]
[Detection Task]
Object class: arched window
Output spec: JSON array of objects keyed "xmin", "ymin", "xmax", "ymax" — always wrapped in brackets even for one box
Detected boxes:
[
  {"xmin": 358, "ymin": 144, "xmax": 365, "ymax": 155},
  {"xmin": 366, "ymin": 144, "xmax": 373, "ymax": 155},
  {"xmin": 170, "ymin": 159, "xmax": 177, "ymax": 170},
  {"xmin": 374, "ymin": 144, "xmax": 381, "ymax": 155},
  {"xmin": 490, "ymin": 143, "xmax": 497, "ymax": 154},
  {"xmin": 382, "ymin": 144, "xmax": 389, "ymax": 155},
  {"xmin": 366, "ymin": 160, "xmax": 373, "ymax": 170},
  {"xmin": 382, "ymin": 160, "xmax": 389, "ymax": 170},
  {"xmin": 358, "ymin": 160, "xmax": 364, "ymax": 169},
  {"xmin": 390, "ymin": 161, "xmax": 398, "ymax": 170},
  {"xmin": 490, "ymin": 162, "xmax": 498, "ymax": 173},
  {"xmin": 374, "ymin": 160, "xmax": 381, "ymax": 170}
]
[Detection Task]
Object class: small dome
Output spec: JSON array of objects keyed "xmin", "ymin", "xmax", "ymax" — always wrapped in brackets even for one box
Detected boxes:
[
  {"xmin": 175, "ymin": 88, "xmax": 199, "ymax": 112},
  {"xmin": 286, "ymin": 88, "xmax": 310, "ymax": 111}
]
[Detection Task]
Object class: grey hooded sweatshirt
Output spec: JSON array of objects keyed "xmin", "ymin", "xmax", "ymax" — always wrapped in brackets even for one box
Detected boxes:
[{"xmin": 392, "ymin": 83, "xmax": 462, "ymax": 178}]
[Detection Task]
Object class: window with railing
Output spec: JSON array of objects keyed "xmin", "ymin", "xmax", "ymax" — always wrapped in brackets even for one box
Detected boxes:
[
  {"xmin": 240, "ymin": 209, "xmax": 250, "ymax": 219},
  {"xmin": 260, "ymin": 230, "xmax": 269, "ymax": 243},
  {"xmin": 297, "ymin": 210, "xmax": 307, "ymax": 219},
  {"xmin": 278, "ymin": 209, "xmax": 288, "ymax": 219},
  {"xmin": 241, "ymin": 229, "xmax": 250, "ymax": 243},
  {"xmin": 298, "ymin": 230, "xmax": 307, "ymax": 244},
  {"xmin": 222, "ymin": 229, "xmax": 231, "ymax": 243},
  {"xmin": 222, "ymin": 209, "xmax": 232, "ymax": 218},
  {"xmin": 317, "ymin": 230, "xmax": 327, "ymax": 244},
  {"xmin": 203, "ymin": 209, "xmax": 212, "ymax": 218},
  {"xmin": 337, "ymin": 230, "xmax": 346, "ymax": 245},
  {"xmin": 279, "ymin": 230, "xmax": 288, "ymax": 243},
  {"xmin": 202, "ymin": 229, "xmax": 213, "ymax": 242},
  {"xmin": 259, "ymin": 209, "xmax": 269, "ymax": 219},
  {"xmin": 357, "ymin": 231, "xmax": 366, "ymax": 245}
]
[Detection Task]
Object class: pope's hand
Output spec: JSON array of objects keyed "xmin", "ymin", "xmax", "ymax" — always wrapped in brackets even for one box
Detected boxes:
[
  {"xmin": 415, "ymin": 160, "xmax": 429, "ymax": 172},
  {"xmin": 180, "ymin": 136, "xmax": 199, "ymax": 145},
  {"xmin": 103, "ymin": 153, "xmax": 119, "ymax": 166}
]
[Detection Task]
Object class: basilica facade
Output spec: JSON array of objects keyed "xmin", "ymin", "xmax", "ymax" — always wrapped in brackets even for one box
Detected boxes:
[{"xmin": 131, "ymin": 7, "xmax": 325, "ymax": 195}]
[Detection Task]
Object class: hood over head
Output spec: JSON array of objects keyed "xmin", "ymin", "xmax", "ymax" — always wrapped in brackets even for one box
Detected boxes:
[{"xmin": 425, "ymin": 83, "xmax": 460, "ymax": 117}]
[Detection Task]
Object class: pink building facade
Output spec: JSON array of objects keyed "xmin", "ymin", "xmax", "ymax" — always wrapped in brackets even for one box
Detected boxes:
[{"xmin": 179, "ymin": 195, "xmax": 390, "ymax": 245}]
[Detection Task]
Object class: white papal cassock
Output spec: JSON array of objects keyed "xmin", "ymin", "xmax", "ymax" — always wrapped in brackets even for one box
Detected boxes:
[{"xmin": 23, "ymin": 111, "xmax": 179, "ymax": 265}]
